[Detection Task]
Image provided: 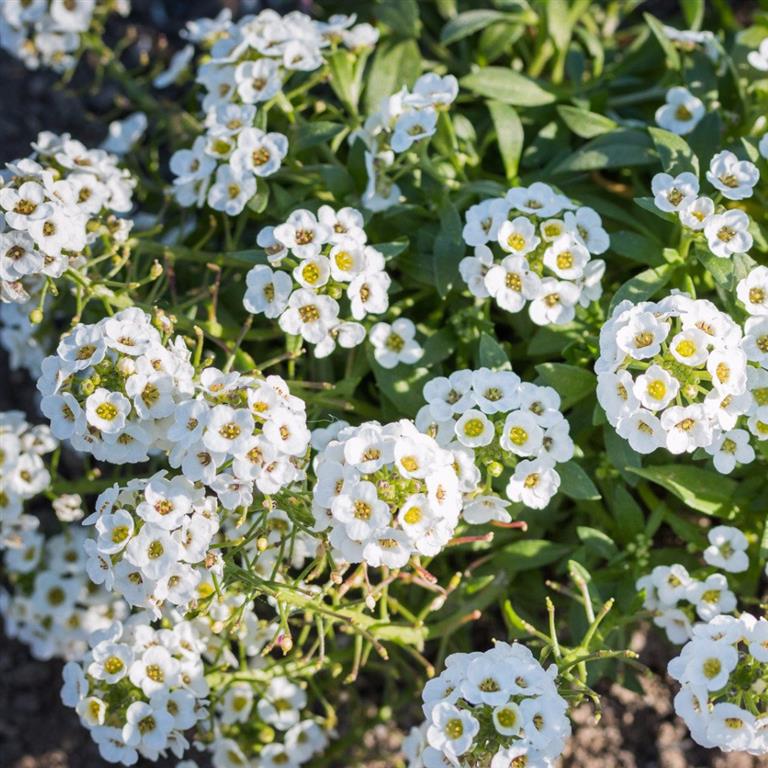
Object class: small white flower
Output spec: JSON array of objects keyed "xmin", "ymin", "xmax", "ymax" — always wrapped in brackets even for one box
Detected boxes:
[
  {"xmin": 655, "ymin": 86, "xmax": 705, "ymax": 135},
  {"xmin": 706, "ymin": 150, "xmax": 759, "ymax": 200},
  {"xmin": 651, "ymin": 172, "xmax": 699, "ymax": 213},
  {"xmin": 704, "ymin": 209, "xmax": 753, "ymax": 258},
  {"xmin": 703, "ymin": 525, "xmax": 749, "ymax": 572}
]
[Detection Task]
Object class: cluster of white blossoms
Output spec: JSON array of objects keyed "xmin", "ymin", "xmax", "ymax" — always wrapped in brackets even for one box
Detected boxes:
[
  {"xmin": 0, "ymin": 0, "xmax": 129, "ymax": 71},
  {"xmin": 37, "ymin": 307, "xmax": 311, "ymax": 506},
  {"xmin": 596, "ymin": 293, "xmax": 765, "ymax": 472},
  {"xmin": 636, "ymin": 525, "xmax": 748, "ymax": 644},
  {"xmin": 243, "ymin": 206, "xmax": 390, "ymax": 357},
  {"xmin": 650, "ymin": 153, "xmax": 759, "ymax": 259},
  {"xmin": 354, "ymin": 73, "xmax": 459, "ymax": 211},
  {"xmin": 61, "ymin": 617, "xmax": 209, "ymax": 765},
  {"xmin": 417, "ymin": 368, "xmax": 574, "ymax": 511},
  {"xmin": 191, "ymin": 676, "xmax": 330, "ymax": 768},
  {"xmin": 411, "ymin": 642, "xmax": 571, "ymax": 767},
  {"xmin": 668, "ymin": 612, "xmax": 768, "ymax": 755},
  {"xmin": 0, "ymin": 411, "xmax": 55, "ymax": 545},
  {"xmin": 170, "ymin": 9, "xmax": 377, "ymax": 215},
  {"xmin": 311, "ymin": 419, "xmax": 463, "ymax": 568},
  {"xmin": 459, "ymin": 183, "xmax": 608, "ymax": 325},
  {"xmin": 0, "ymin": 131, "xmax": 136, "ymax": 303},
  {"xmin": 1, "ymin": 525, "xmax": 127, "ymax": 662},
  {"xmin": 82, "ymin": 472, "xmax": 222, "ymax": 617}
]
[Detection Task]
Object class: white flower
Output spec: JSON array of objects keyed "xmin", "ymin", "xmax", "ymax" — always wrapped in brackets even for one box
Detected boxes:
[
  {"xmin": 505, "ymin": 459, "xmax": 560, "ymax": 509},
  {"xmin": 651, "ymin": 172, "xmax": 699, "ymax": 212},
  {"xmin": 207, "ymin": 164, "xmax": 256, "ymax": 215},
  {"xmin": 391, "ymin": 109, "xmax": 438, "ymax": 153},
  {"xmin": 705, "ymin": 429, "xmax": 755, "ymax": 474},
  {"xmin": 703, "ymin": 525, "xmax": 749, "ymax": 572},
  {"xmin": 748, "ymin": 38, "xmax": 768, "ymax": 70},
  {"xmin": 484, "ymin": 254, "xmax": 541, "ymax": 313},
  {"xmin": 706, "ymin": 150, "xmax": 759, "ymax": 200},
  {"xmin": 427, "ymin": 702, "xmax": 479, "ymax": 758},
  {"xmin": 633, "ymin": 365, "xmax": 680, "ymax": 410},
  {"xmin": 679, "ymin": 196, "xmax": 715, "ymax": 230},
  {"xmin": 230, "ymin": 128, "xmax": 288, "ymax": 177},
  {"xmin": 655, "ymin": 86, "xmax": 705, "ymax": 135},
  {"xmin": 528, "ymin": 278, "xmax": 580, "ymax": 326},
  {"xmin": 369, "ymin": 319, "xmax": 423, "ymax": 369},
  {"xmin": 243, "ymin": 265, "xmax": 293, "ymax": 318},
  {"xmin": 704, "ymin": 209, "xmax": 752, "ymax": 258},
  {"xmin": 737, "ymin": 266, "xmax": 768, "ymax": 315},
  {"xmin": 497, "ymin": 216, "xmax": 540, "ymax": 256}
]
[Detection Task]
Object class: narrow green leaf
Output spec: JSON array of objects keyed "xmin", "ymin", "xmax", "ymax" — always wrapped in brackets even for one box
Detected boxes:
[
  {"xmin": 497, "ymin": 539, "xmax": 571, "ymax": 571},
  {"xmin": 552, "ymin": 130, "xmax": 656, "ymax": 174},
  {"xmin": 644, "ymin": 12, "xmax": 682, "ymax": 70},
  {"xmin": 577, "ymin": 526, "xmax": 619, "ymax": 559},
  {"xmin": 557, "ymin": 105, "xmax": 618, "ymax": 139},
  {"xmin": 461, "ymin": 67, "xmax": 556, "ymax": 106},
  {"xmin": 648, "ymin": 126, "xmax": 698, "ymax": 175},
  {"xmin": 440, "ymin": 9, "xmax": 510, "ymax": 44},
  {"xmin": 629, "ymin": 465, "xmax": 739, "ymax": 518},
  {"xmin": 477, "ymin": 333, "xmax": 510, "ymax": 370},
  {"xmin": 488, "ymin": 101, "xmax": 524, "ymax": 180},
  {"xmin": 364, "ymin": 38, "xmax": 421, "ymax": 114},
  {"xmin": 608, "ymin": 264, "xmax": 672, "ymax": 313},
  {"xmin": 535, "ymin": 363, "xmax": 595, "ymax": 410},
  {"xmin": 559, "ymin": 461, "xmax": 601, "ymax": 501}
]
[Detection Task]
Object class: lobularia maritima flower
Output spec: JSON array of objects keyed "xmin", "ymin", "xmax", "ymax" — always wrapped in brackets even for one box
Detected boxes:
[
  {"xmin": 169, "ymin": 9, "xmax": 377, "ymax": 215},
  {"xmin": 636, "ymin": 551, "xmax": 742, "ymax": 646},
  {"xmin": 61, "ymin": 617, "xmax": 209, "ymax": 765},
  {"xmin": 650, "ymin": 151, "xmax": 759, "ymax": 260},
  {"xmin": 36, "ymin": 307, "xmax": 311, "ymax": 508},
  {"xmin": 1, "ymin": 525, "xmax": 127, "ymax": 662},
  {"xmin": 410, "ymin": 642, "xmax": 571, "ymax": 767},
  {"xmin": 417, "ymin": 368, "xmax": 575, "ymax": 512},
  {"xmin": 0, "ymin": 0, "xmax": 129, "ymax": 72},
  {"xmin": 655, "ymin": 86, "xmax": 706, "ymax": 135},
  {"xmin": 595, "ymin": 293, "xmax": 764, "ymax": 473},
  {"xmin": 311, "ymin": 419, "xmax": 463, "ymax": 568},
  {"xmin": 82, "ymin": 472, "xmax": 222, "ymax": 617},
  {"xmin": 668, "ymin": 613, "xmax": 768, "ymax": 755},
  {"xmin": 0, "ymin": 131, "xmax": 136, "ymax": 303},
  {"xmin": 353, "ymin": 73, "xmax": 459, "ymax": 211},
  {"xmin": 193, "ymin": 676, "xmax": 330, "ymax": 768},
  {"xmin": 0, "ymin": 411, "xmax": 56, "ymax": 546},
  {"xmin": 243, "ymin": 205, "xmax": 391, "ymax": 357},
  {"xmin": 458, "ymin": 183, "xmax": 608, "ymax": 325}
]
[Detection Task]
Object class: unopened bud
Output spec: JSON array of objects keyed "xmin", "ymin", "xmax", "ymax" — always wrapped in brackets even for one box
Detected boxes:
[
  {"xmin": 117, "ymin": 357, "xmax": 136, "ymax": 376},
  {"xmin": 79, "ymin": 379, "xmax": 95, "ymax": 396},
  {"xmin": 149, "ymin": 260, "xmax": 163, "ymax": 279},
  {"xmin": 256, "ymin": 536, "xmax": 269, "ymax": 552},
  {"xmin": 28, "ymin": 308, "xmax": 43, "ymax": 324},
  {"xmin": 487, "ymin": 461, "xmax": 504, "ymax": 478}
]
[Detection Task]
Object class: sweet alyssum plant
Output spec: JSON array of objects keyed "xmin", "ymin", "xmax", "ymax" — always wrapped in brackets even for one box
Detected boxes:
[{"xmin": 0, "ymin": 2, "xmax": 767, "ymax": 767}]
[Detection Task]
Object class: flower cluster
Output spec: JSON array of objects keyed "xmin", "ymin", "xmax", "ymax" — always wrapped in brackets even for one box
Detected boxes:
[
  {"xmin": 636, "ymin": 524, "xmax": 747, "ymax": 644},
  {"xmin": 669, "ymin": 613, "xmax": 768, "ymax": 755},
  {"xmin": 413, "ymin": 642, "xmax": 571, "ymax": 767},
  {"xmin": 651, "ymin": 154, "xmax": 759, "ymax": 259},
  {"xmin": 1, "ymin": 525, "xmax": 127, "ymax": 661},
  {"xmin": 0, "ymin": 0, "xmax": 128, "ymax": 71},
  {"xmin": 170, "ymin": 9, "xmax": 377, "ymax": 215},
  {"xmin": 243, "ymin": 206, "xmax": 391, "ymax": 357},
  {"xmin": 459, "ymin": 183, "xmax": 608, "ymax": 325},
  {"xmin": 37, "ymin": 307, "xmax": 310, "ymax": 506},
  {"xmin": 311, "ymin": 419, "xmax": 462, "ymax": 568},
  {"xmin": 596, "ymin": 293, "xmax": 763, "ymax": 472},
  {"xmin": 1, "ymin": 131, "xmax": 136, "ymax": 303},
  {"xmin": 0, "ymin": 411, "xmax": 55, "ymax": 545},
  {"xmin": 354, "ymin": 73, "xmax": 458, "ymax": 211},
  {"xmin": 83, "ymin": 472, "xmax": 222, "ymax": 617},
  {"xmin": 418, "ymin": 368, "xmax": 574, "ymax": 511},
  {"xmin": 61, "ymin": 617, "xmax": 209, "ymax": 765},
  {"xmin": 194, "ymin": 676, "xmax": 330, "ymax": 768}
]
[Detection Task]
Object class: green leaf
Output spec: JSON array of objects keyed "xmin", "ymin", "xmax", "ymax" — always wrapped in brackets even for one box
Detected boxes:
[
  {"xmin": 551, "ymin": 130, "xmax": 656, "ymax": 174},
  {"xmin": 488, "ymin": 101, "xmax": 524, "ymax": 180},
  {"xmin": 628, "ymin": 465, "xmax": 739, "ymax": 518},
  {"xmin": 293, "ymin": 121, "xmax": 344, "ymax": 152},
  {"xmin": 374, "ymin": 239, "xmax": 409, "ymax": 261},
  {"xmin": 535, "ymin": 363, "xmax": 595, "ymax": 410},
  {"xmin": 496, "ymin": 539, "xmax": 571, "ymax": 571},
  {"xmin": 609, "ymin": 230, "xmax": 665, "ymax": 266},
  {"xmin": 364, "ymin": 38, "xmax": 421, "ymax": 114},
  {"xmin": 375, "ymin": 0, "xmax": 420, "ymax": 37},
  {"xmin": 609, "ymin": 485, "xmax": 645, "ymax": 541},
  {"xmin": 559, "ymin": 461, "xmax": 601, "ymax": 501},
  {"xmin": 644, "ymin": 12, "xmax": 681, "ymax": 70},
  {"xmin": 608, "ymin": 264, "xmax": 672, "ymax": 313},
  {"xmin": 432, "ymin": 199, "xmax": 465, "ymax": 297},
  {"xmin": 460, "ymin": 67, "xmax": 556, "ymax": 107},
  {"xmin": 577, "ymin": 526, "xmax": 619, "ymax": 559},
  {"xmin": 440, "ymin": 9, "xmax": 510, "ymax": 44},
  {"xmin": 695, "ymin": 245, "xmax": 734, "ymax": 286},
  {"xmin": 557, "ymin": 105, "xmax": 617, "ymax": 138},
  {"xmin": 648, "ymin": 126, "xmax": 698, "ymax": 175},
  {"xmin": 477, "ymin": 332, "xmax": 510, "ymax": 370}
]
